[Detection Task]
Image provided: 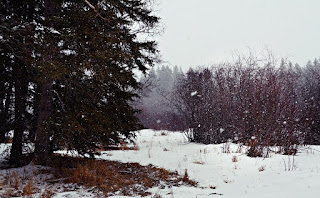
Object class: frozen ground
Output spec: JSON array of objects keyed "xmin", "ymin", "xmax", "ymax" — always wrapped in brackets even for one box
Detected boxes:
[
  {"xmin": 2, "ymin": 129, "xmax": 320, "ymax": 197},
  {"xmin": 100, "ymin": 130, "xmax": 320, "ymax": 198}
]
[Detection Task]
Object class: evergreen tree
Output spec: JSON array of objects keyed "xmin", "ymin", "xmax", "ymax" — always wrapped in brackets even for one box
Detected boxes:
[
  {"xmin": 1, "ymin": 0, "xmax": 160, "ymax": 165},
  {"xmin": 0, "ymin": 0, "xmax": 37, "ymax": 165}
]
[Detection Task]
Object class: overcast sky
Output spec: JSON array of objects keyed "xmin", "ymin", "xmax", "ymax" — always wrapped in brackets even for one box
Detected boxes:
[{"xmin": 155, "ymin": 0, "xmax": 320, "ymax": 70}]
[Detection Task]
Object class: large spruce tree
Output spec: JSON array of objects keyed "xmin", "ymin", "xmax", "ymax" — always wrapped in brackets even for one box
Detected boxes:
[{"xmin": 1, "ymin": 0, "xmax": 159, "ymax": 165}]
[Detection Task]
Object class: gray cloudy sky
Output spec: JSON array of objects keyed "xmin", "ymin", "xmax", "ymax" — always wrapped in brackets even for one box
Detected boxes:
[{"xmin": 155, "ymin": 0, "xmax": 320, "ymax": 70}]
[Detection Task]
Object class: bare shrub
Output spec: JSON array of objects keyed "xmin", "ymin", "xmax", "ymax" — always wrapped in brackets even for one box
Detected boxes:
[
  {"xmin": 222, "ymin": 142, "xmax": 231, "ymax": 153},
  {"xmin": 171, "ymin": 54, "xmax": 309, "ymax": 154}
]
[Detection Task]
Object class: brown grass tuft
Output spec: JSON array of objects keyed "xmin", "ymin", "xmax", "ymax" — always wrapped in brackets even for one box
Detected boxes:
[
  {"xmin": 182, "ymin": 169, "xmax": 197, "ymax": 186},
  {"xmin": 232, "ymin": 156, "xmax": 238, "ymax": 163},
  {"xmin": 12, "ymin": 171, "xmax": 20, "ymax": 190},
  {"xmin": 49, "ymin": 155, "xmax": 198, "ymax": 196},
  {"xmin": 133, "ymin": 145, "xmax": 140, "ymax": 151},
  {"xmin": 121, "ymin": 141, "xmax": 129, "ymax": 150},
  {"xmin": 182, "ymin": 169, "xmax": 189, "ymax": 182},
  {"xmin": 22, "ymin": 178, "xmax": 35, "ymax": 196}
]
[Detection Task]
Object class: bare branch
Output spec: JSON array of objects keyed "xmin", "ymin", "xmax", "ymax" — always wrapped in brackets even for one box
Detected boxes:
[
  {"xmin": 83, "ymin": 0, "xmax": 95, "ymax": 10},
  {"xmin": 83, "ymin": 0, "xmax": 109, "ymax": 22}
]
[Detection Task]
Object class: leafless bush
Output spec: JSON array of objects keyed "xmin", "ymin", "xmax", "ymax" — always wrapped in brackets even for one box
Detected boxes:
[{"xmin": 171, "ymin": 54, "xmax": 315, "ymax": 155}]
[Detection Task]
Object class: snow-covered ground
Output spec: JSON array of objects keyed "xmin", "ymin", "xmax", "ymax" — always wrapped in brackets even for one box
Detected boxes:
[
  {"xmin": 100, "ymin": 130, "xmax": 320, "ymax": 198},
  {"xmin": 2, "ymin": 129, "xmax": 320, "ymax": 197}
]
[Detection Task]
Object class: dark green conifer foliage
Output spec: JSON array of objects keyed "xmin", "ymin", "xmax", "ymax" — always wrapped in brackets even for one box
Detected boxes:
[
  {"xmin": 0, "ymin": 0, "xmax": 38, "ymax": 165},
  {"xmin": 44, "ymin": 0, "xmax": 159, "ymax": 159},
  {"xmin": 1, "ymin": 0, "xmax": 159, "ymax": 165}
]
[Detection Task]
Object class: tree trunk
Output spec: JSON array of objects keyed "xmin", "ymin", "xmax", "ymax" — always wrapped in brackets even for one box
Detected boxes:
[
  {"xmin": 0, "ymin": 127, "xmax": 5, "ymax": 143},
  {"xmin": 0, "ymin": 79, "xmax": 6, "ymax": 143},
  {"xmin": 33, "ymin": 82, "xmax": 52, "ymax": 165},
  {"xmin": 1, "ymin": 83, "xmax": 13, "ymax": 143},
  {"xmin": 10, "ymin": 71, "xmax": 28, "ymax": 166},
  {"xmin": 33, "ymin": 0, "xmax": 57, "ymax": 165}
]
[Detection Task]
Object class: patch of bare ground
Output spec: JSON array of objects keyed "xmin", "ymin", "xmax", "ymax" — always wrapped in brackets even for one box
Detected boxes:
[
  {"xmin": 0, "ymin": 164, "xmax": 56, "ymax": 198},
  {"xmin": 0, "ymin": 155, "xmax": 197, "ymax": 198},
  {"xmin": 48, "ymin": 155, "xmax": 198, "ymax": 196},
  {"xmin": 0, "ymin": 155, "xmax": 198, "ymax": 197}
]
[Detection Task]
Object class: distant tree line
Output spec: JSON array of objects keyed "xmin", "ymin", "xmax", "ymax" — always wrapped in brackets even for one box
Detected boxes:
[
  {"xmin": 136, "ymin": 65, "xmax": 184, "ymax": 130},
  {"xmin": 0, "ymin": 0, "xmax": 159, "ymax": 166},
  {"xmin": 138, "ymin": 55, "xmax": 320, "ymax": 156}
]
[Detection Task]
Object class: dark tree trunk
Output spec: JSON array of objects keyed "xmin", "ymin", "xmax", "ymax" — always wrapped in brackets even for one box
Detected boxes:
[
  {"xmin": 0, "ymin": 77, "xmax": 6, "ymax": 143},
  {"xmin": 33, "ymin": 0, "xmax": 56, "ymax": 165},
  {"xmin": 0, "ymin": 125, "xmax": 5, "ymax": 143},
  {"xmin": 10, "ymin": 69, "xmax": 28, "ymax": 166},
  {"xmin": 0, "ymin": 95, "xmax": 5, "ymax": 143},
  {"xmin": 34, "ymin": 82, "xmax": 52, "ymax": 165}
]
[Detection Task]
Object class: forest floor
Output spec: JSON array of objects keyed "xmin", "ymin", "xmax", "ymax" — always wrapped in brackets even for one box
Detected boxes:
[{"xmin": 1, "ymin": 129, "xmax": 320, "ymax": 197}]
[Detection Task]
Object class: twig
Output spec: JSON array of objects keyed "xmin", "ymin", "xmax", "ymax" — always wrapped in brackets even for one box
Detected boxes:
[
  {"xmin": 83, "ymin": 0, "xmax": 95, "ymax": 10},
  {"xmin": 282, "ymin": 158, "xmax": 287, "ymax": 171},
  {"xmin": 83, "ymin": 0, "xmax": 110, "ymax": 22}
]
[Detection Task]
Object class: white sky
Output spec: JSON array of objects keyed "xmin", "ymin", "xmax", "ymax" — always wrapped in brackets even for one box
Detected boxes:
[{"xmin": 155, "ymin": 0, "xmax": 320, "ymax": 70}]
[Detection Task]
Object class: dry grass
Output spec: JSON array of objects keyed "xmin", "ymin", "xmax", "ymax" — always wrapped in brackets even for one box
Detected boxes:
[
  {"xmin": 193, "ymin": 161, "xmax": 205, "ymax": 165},
  {"xmin": 232, "ymin": 156, "xmax": 238, "ymax": 163},
  {"xmin": 97, "ymin": 142, "xmax": 139, "ymax": 152},
  {"xmin": 0, "ymin": 154, "xmax": 198, "ymax": 197},
  {"xmin": 182, "ymin": 169, "xmax": 198, "ymax": 186},
  {"xmin": 22, "ymin": 177, "xmax": 35, "ymax": 196},
  {"xmin": 40, "ymin": 187, "xmax": 55, "ymax": 198},
  {"xmin": 153, "ymin": 193, "xmax": 163, "ymax": 198},
  {"xmin": 12, "ymin": 171, "xmax": 20, "ymax": 190},
  {"xmin": 121, "ymin": 141, "xmax": 130, "ymax": 150},
  {"xmin": 182, "ymin": 169, "xmax": 189, "ymax": 183},
  {"xmin": 49, "ymin": 155, "xmax": 198, "ymax": 196},
  {"xmin": 0, "ymin": 170, "xmax": 39, "ymax": 198},
  {"xmin": 133, "ymin": 145, "xmax": 140, "ymax": 151},
  {"xmin": 3, "ymin": 188, "xmax": 14, "ymax": 198}
]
